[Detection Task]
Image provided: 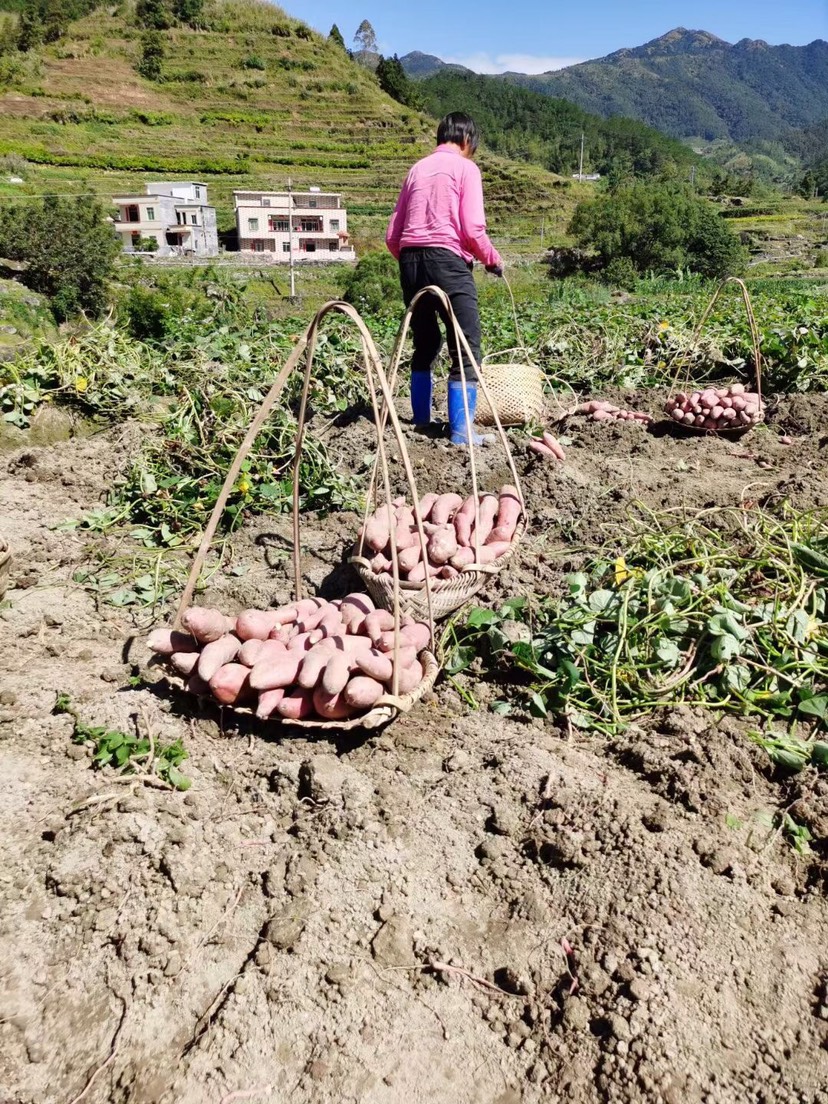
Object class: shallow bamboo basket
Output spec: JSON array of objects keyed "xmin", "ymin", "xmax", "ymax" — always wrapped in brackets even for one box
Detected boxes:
[{"xmin": 475, "ymin": 360, "xmax": 546, "ymax": 427}]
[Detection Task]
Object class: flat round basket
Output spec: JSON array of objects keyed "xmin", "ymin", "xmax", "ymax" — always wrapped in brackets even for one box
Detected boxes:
[
  {"xmin": 162, "ymin": 649, "xmax": 440, "ymax": 733},
  {"xmin": 476, "ymin": 362, "xmax": 546, "ymax": 427},
  {"xmin": 0, "ymin": 538, "xmax": 11, "ymax": 602},
  {"xmin": 349, "ymin": 517, "xmax": 527, "ymax": 622}
]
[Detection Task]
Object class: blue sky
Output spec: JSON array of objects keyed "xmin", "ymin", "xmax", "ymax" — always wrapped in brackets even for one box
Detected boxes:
[{"xmin": 289, "ymin": 0, "xmax": 828, "ymax": 73}]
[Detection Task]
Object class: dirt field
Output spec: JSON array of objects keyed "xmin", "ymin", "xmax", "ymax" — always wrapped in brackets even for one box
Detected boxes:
[{"xmin": 2, "ymin": 392, "xmax": 828, "ymax": 1104}]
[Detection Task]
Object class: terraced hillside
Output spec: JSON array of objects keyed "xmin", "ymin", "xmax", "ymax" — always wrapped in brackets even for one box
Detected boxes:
[{"xmin": 0, "ymin": 0, "xmax": 578, "ymax": 252}]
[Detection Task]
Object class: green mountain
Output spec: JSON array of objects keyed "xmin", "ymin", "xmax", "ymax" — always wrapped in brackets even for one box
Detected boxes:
[
  {"xmin": 498, "ymin": 29, "xmax": 828, "ymax": 143},
  {"xmin": 399, "ymin": 51, "xmax": 471, "ymax": 79},
  {"xmin": 417, "ymin": 70, "xmax": 699, "ymax": 180}
]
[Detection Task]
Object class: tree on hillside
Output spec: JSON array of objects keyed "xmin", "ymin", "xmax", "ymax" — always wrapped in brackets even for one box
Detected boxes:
[
  {"xmin": 136, "ymin": 0, "xmax": 173, "ymax": 30},
  {"xmin": 328, "ymin": 23, "xmax": 345, "ymax": 50},
  {"xmin": 137, "ymin": 28, "xmax": 165, "ymax": 80},
  {"xmin": 376, "ymin": 54, "xmax": 421, "ymax": 109},
  {"xmin": 0, "ymin": 195, "xmax": 120, "ymax": 322},
  {"xmin": 569, "ymin": 183, "xmax": 745, "ymax": 279},
  {"xmin": 16, "ymin": 0, "xmax": 43, "ymax": 51},
  {"xmin": 172, "ymin": 0, "xmax": 203, "ymax": 26},
  {"xmin": 353, "ymin": 19, "xmax": 376, "ymax": 53}
]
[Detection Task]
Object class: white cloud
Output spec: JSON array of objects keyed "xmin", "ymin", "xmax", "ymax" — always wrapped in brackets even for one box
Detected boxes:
[{"xmin": 442, "ymin": 52, "xmax": 584, "ymax": 74}]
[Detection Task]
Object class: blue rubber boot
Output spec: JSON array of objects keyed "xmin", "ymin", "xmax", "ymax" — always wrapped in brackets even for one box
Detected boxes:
[
  {"xmin": 447, "ymin": 380, "xmax": 494, "ymax": 447},
  {"xmin": 410, "ymin": 371, "xmax": 433, "ymax": 427}
]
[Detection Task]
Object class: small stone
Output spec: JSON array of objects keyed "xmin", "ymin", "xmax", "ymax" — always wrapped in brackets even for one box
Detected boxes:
[
  {"xmin": 308, "ymin": 1060, "xmax": 330, "ymax": 1081},
  {"xmin": 628, "ymin": 978, "xmax": 653, "ymax": 1002},
  {"xmin": 0, "ymin": 690, "xmax": 17, "ymax": 706},
  {"xmin": 164, "ymin": 953, "xmax": 182, "ymax": 977},
  {"xmin": 608, "ymin": 1013, "xmax": 631, "ymax": 1041},
  {"xmin": 66, "ymin": 743, "xmax": 87, "ymax": 761},
  {"xmin": 265, "ymin": 913, "xmax": 305, "ymax": 952},
  {"xmin": 371, "ymin": 915, "xmax": 413, "ymax": 966},
  {"xmin": 522, "ymin": 1037, "xmax": 537, "ymax": 1055},
  {"xmin": 562, "ymin": 999, "xmax": 590, "ymax": 1032}
]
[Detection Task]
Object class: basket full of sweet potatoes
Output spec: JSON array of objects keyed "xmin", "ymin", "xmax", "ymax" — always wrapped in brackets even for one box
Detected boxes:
[
  {"xmin": 350, "ymin": 484, "xmax": 525, "ymax": 620},
  {"xmin": 147, "ymin": 595, "xmax": 438, "ymax": 731}
]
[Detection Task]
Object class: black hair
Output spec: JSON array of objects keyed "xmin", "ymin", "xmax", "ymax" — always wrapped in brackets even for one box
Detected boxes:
[{"xmin": 437, "ymin": 112, "xmax": 479, "ymax": 154}]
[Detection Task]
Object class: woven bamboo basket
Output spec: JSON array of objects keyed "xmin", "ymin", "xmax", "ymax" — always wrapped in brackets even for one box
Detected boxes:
[
  {"xmin": 476, "ymin": 358, "xmax": 546, "ymax": 427},
  {"xmin": 0, "ymin": 538, "xmax": 11, "ymax": 602},
  {"xmin": 169, "ymin": 299, "xmax": 441, "ymax": 731},
  {"xmin": 350, "ymin": 517, "xmax": 527, "ymax": 622},
  {"xmin": 668, "ymin": 278, "xmax": 765, "ymax": 437},
  {"xmin": 348, "ymin": 285, "xmax": 528, "ymax": 621}
]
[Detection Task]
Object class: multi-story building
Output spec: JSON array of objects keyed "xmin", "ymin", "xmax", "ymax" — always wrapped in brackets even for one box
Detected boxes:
[
  {"xmin": 111, "ymin": 182, "xmax": 218, "ymax": 256},
  {"xmin": 233, "ymin": 188, "xmax": 355, "ymax": 261}
]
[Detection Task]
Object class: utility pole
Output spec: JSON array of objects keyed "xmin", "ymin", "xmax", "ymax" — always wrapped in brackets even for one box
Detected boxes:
[
  {"xmin": 578, "ymin": 132, "xmax": 585, "ymax": 182},
  {"xmin": 287, "ymin": 176, "xmax": 296, "ymax": 299}
]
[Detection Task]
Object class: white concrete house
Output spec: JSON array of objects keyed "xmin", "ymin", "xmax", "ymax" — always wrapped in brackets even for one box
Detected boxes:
[
  {"xmin": 112, "ymin": 182, "xmax": 218, "ymax": 256},
  {"xmin": 233, "ymin": 188, "xmax": 355, "ymax": 261}
]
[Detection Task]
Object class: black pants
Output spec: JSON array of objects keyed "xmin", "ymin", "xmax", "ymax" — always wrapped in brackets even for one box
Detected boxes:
[{"xmin": 399, "ymin": 247, "xmax": 480, "ymax": 383}]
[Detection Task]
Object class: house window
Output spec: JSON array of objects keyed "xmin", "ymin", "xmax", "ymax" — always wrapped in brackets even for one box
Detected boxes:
[
  {"xmin": 282, "ymin": 242, "xmax": 290, "ymax": 253},
  {"xmin": 298, "ymin": 218, "xmax": 322, "ymax": 233},
  {"xmin": 252, "ymin": 240, "xmax": 265, "ymax": 252},
  {"xmin": 304, "ymin": 241, "xmax": 316, "ymax": 253},
  {"xmin": 195, "ymin": 186, "xmax": 201, "ymax": 199},
  {"xmin": 146, "ymin": 207, "xmax": 155, "ymax": 221},
  {"xmin": 328, "ymin": 240, "xmax": 338, "ymax": 251},
  {"xmin": 308, "ymin": 198, "xmax": 317, "ymax": 208},
  {"xmin": 248, "ymin": 218, "xmax": 259, "ymax": 231},
  {"xmin": 190, "ymin": 213, "xmax": 197, "ymax": 225},
  {"xmin": 270, "ymin": 217, "xmax": 289, "ymax": 232},
  {"xmin": 261, "ymin": 198, "xmax": 271, "ymax": 207},
  {"xmin": 126, "ymin": 204, "xmax": 139, "ymax": 223},
  {"xmin": 329, "ymin": 219, "xmax": 339, "ymax": 232}
]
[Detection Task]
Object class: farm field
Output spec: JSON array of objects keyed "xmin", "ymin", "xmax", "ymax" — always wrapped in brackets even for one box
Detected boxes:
[{"xmin": 2, "ymin": 269, "xmax": 828, "ymax": 1102}]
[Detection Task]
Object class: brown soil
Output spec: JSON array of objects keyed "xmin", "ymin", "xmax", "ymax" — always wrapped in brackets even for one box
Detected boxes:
[{"xmin": 2, "ymin": 396, "xmax": 828, "ymax": 1104}]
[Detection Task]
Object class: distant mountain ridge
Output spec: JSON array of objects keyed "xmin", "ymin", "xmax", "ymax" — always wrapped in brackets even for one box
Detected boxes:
[
  {"xmin": 403, "ymin": 30, "xmax": 828, "ymax": 144},
  {"xmin": 399, "ymin": 51, "xmax": 471, "ymax": 79}
]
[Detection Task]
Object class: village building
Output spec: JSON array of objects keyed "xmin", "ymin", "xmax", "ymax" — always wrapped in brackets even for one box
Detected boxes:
[
  {"xmin": 233, "ymin": 188, "xmax": 355, "ymax": 261},
  {"xmin": 111, "ymin": 182, "xmax": 218, "ymax": 256}
]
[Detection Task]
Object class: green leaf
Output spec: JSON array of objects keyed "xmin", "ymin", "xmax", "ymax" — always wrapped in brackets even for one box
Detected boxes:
[
  {"xmin": 467, "ymin": 608, "xmax": 498, "ymax": 629},
  {"xmin": 655, "ymin": 637, "xmax": 681, "ymax": 666},
  {"xmin": 588, "ymin": 589, "xmax": 616, "ymax": 614},
  {"xmin": 798, "ymin": 695, "xmax": 828, "ymax": 722},
  {"xmin": 708, "ymin": 612, "xmax": 747, "ymax": 641},
  {"xmin": 566, "ymin": 573, "xmax": 588, "ymax": 600},
  {"xmin": 446, "ymin": 645, "xmax": 476, "ymax": 675},
  {"xmin": 810, "ymin": 741, "xmax": 828, "ymax": 767},
  {"xmin": 785, "ymin": 608, "xmax": 811, "ymax": 645},
  {"xmin": 166, "ymin": 764, "xmax": 192, "ymax": 791},
  {"xmin": 527, "ymin": 691, "xmax": 548, "ymax": 718},
  {"xmin": 710, "ymin": 633, "xmax": 742, "ymax": 661},
  {"xmin": 723, "ymin": 664, "xmax": 751, "ymax": 693},
  {"xmin": 490, "ymin": 700, "xmax": 512, "ymax": 716}
]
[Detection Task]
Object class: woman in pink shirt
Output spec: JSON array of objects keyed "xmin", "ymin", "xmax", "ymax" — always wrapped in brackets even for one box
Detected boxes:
[{"xmin": 386, "ymin": 112, "xmax": 503, "ymax": 446}]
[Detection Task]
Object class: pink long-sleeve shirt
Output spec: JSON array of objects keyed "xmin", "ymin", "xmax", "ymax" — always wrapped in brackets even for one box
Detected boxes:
[{"xmin": 386, "ymin": 144, "xmax": 502, "ymax": 268}]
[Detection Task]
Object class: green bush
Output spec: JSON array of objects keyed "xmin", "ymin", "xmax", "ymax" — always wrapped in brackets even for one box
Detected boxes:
[
  {"xmin": 815, "ymin": 250, "xmax": 828, "ymax": 269},
  {"xmin": 0, "ymin": 195, "xmax": 119, "ymax": 322},
  {"xmin": 602, "ymin": 256, "xmax": 638, "ymax": 290},
  {"xmin": 570, "ymin": 183, "xmax": 746, "ymax": 279},
  {"xmin": 340, "ymin": 251, "xmax": 399, "ymax": 317},
  {"xmin": 240, "ymin": 53, "xmax": 265, "ymax": 70}
]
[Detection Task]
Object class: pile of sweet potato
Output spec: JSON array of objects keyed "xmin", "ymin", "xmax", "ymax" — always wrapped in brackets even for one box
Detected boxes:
[
  {"xmin": 147, "ymin": 596, "xmax": 431, "ymax": 722},
  {"xmin": 357, "ymin": 485, "xmax": 522, "ymax": 582},
  {"xmin": 664, "ymin": 384, "xmax": 762, "ymax": 430},
  {"xmin": 577, "ymin": 400, "xmax": 653, "ymax": 424}
]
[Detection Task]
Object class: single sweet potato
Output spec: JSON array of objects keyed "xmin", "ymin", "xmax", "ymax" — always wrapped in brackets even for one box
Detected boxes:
[
  {"xmin": 235, "ymin": 609, "xmax": 282, "ymax": 642},
  {"xmin": 427, "ymin": 526, "xmax": 459, "ymax": 565},
  {"xmin": 398, "ymin": 545, "xmax": 423, "ymax": 573},
  {"xmin": 487, "ymin": 485, "xmax": 522, "ymax": 544},
  {"xmin": 476, "ymin": 541, "xmax": 511, "ymax": 564},
  {"xmin": 186, "ymin": 672, "xmax": 211, "ymax": 697},
  {"xmin": 343, "ymin": 676, "xmax": 384, "ymax": 709},
  {"xmin": 321, "ymin": 652, "xmax": 351, "ymax": 695},
  {"xmin": 471, "ymin": 494, "xmax": 499, "ymax": 546},
  {"xmin": 147, "ymin": 628, "xmax": 199, "ymax": 656},
  {"xmin": 355, "ymin": 649, "xmax": 394, "ymax": 682},
  {"xmin": 256, "ymin": 687, "xmax": 285, "ymax": 719},
  {"xmin": 453, "ymin": 495, "xmax": 477, "ymax": 547},
  {"xmin": 365, "ymin": 609, "xmax": 395, "ymax": 642},
  {"xmin": 450, "ymin": 546, "xmax": 475, "ymax": 569},
  {"xmin": 407, "ymin": 560, "xmax": 440, "ymax": 582},
  {"xmin": 170, "ymin": 651, "xmax": 199, "ymax": 676},
  {"xmin": 209, "ymin": 663, "xmax": 252, "ymax": 706},
  {"xmin": 312, "ymin": 686, "xmax": 357, "ymax": 720},
  {"xmin": 249, "ymin": 651, "xmax": 301, "ymax": 691},
  {"xmin": 182, "ymin": 607, "xmax": 229, "ymax": 645},
  {"xmin": 362, "ymin": 512, "xmax": 390, "ymax": 553},
  {"xmin": 275, "ymin": 689, "xmax": 314, "ymax": 720},
  {"xmin": 394, "ymin": 659, "xmax": 424, "ymax": 694},
  {"xmin": 431, "ymin": 492, "xmax": 464, "ymax": 525},
  {"xmin": 297, "ymin": 648, "xmax": 330, "ymax": 690},
  {"xmin": 197, "ymin": 634, "xmax": 241, "ymax": 681},
  {"xmin": 417, "ymin": 492, "xmax": 440, "ymax": 520},
  {"xmin": 401, "ymin": 622, "xmax": 431, "ymax": 652}
]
